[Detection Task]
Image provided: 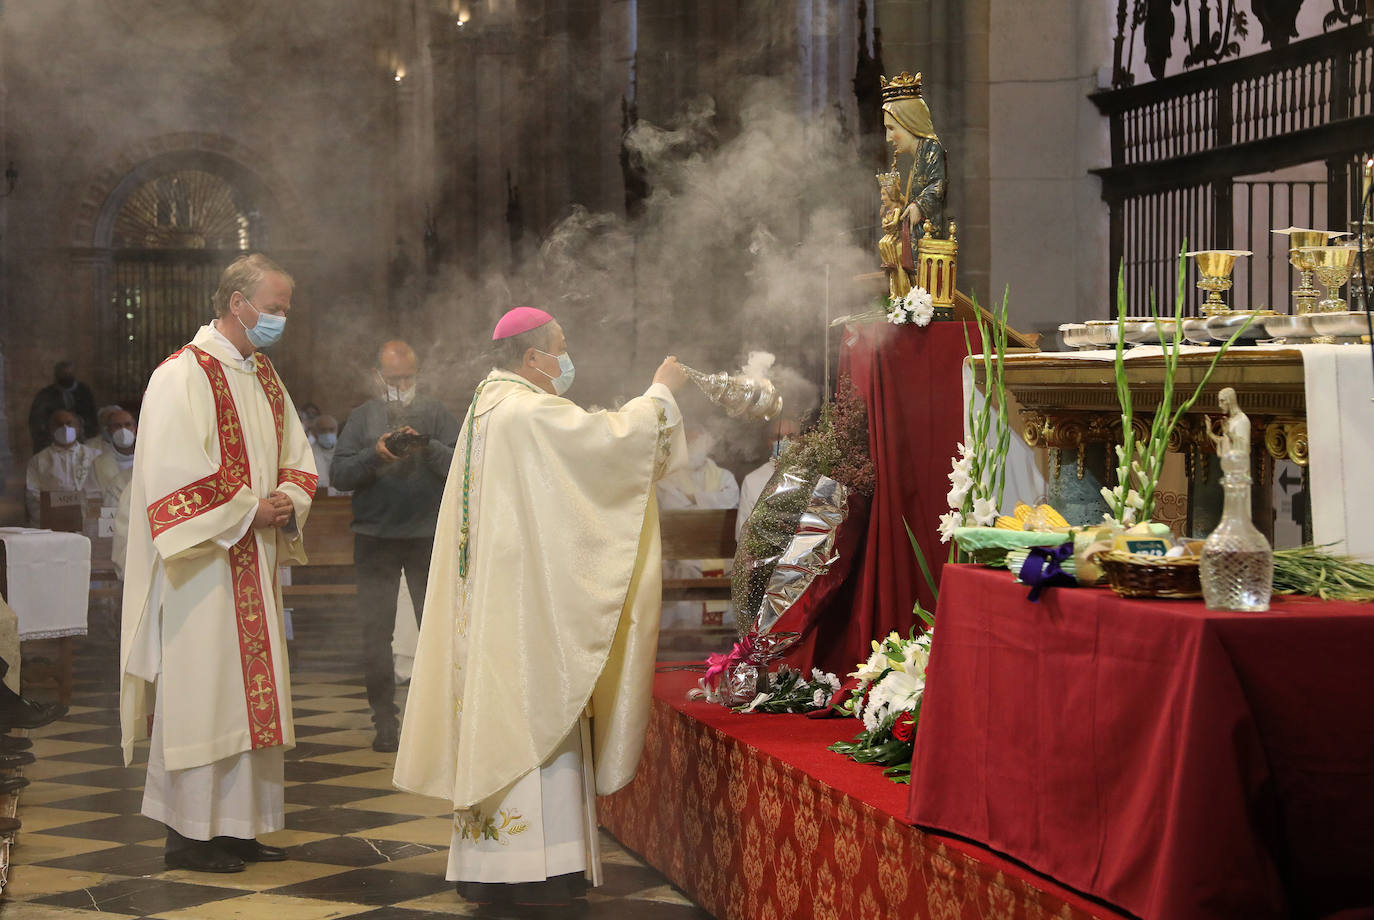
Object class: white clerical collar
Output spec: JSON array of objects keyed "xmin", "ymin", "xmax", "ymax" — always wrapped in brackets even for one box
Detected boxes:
[{"xmin": 207, "ymin": 321, "xmax": 257, "ymax": 373}]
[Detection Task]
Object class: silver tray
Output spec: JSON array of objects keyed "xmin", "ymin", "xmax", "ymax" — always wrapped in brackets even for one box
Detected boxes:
[
  {"xmin": 1204, "ymin": 311, "xmax": 1274, "ymax": 343},
  {"xmin": 1310, "ymin": 311, "xmax": 1373, "ymax": 338},
  {"xmin": 1260, "ymin": 314, "xmax": 1317, "ymax": 340},
  {"xmin": 1058, "ymin": 323, "xmax": 1092, "ymax": 350},
  {"xmin": 1182, "ymin": 318, "xmax": 1213, "ymax": 344}
]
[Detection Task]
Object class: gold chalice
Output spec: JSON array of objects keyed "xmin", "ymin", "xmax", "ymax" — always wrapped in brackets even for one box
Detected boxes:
[
  {"xmin": 1273, "ymin": 228, "xmax": 1345, "ymax": 314},
  {"xmin": 1299, "ymin": 245, "xmax": 1357, "ymax": 313},
  {"xmin": 1187, "ymin": 250, "xmax": 1251, "ymax": 316}
]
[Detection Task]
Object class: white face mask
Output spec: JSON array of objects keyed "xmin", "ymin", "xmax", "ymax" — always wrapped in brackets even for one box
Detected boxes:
[
  {"xmin": 386, "ymin": 385, "xmax": 417, "ymax": 406},
  {"xmin": 53, "ymin": 425, "xmax": 77, "ymax": 446},
  {"xmin": 112, "ymin": 428, "xmax": 136, "ymax": 451},
  {"xmin": 533, "ymin": 349, "xmax": 575, "ymax": 396},
  {"xmin": 316, "ymin": 432, "xmax": 338, "ymax": 450}
]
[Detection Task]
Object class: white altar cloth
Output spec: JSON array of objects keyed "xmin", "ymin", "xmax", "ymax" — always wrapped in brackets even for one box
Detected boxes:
[{"xmin": 0, "ymin": 528, "xmax": 91, "ymax": 639}]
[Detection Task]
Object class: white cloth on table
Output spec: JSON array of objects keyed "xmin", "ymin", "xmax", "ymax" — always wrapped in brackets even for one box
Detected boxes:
[
  {"xmin": 0, "ymin": 529, "xmax": 90, "ymax": 639},
  {"xmin": 446, "ymin": 717, "xmax": 596, "ymax": 883},
  {"xmin": 1300, "ymin": 344, "xmax": 1374, "ymax": 562},
  {"xmin": 142, "ymin": 680, "xmax": 284, "ymax": 841}
]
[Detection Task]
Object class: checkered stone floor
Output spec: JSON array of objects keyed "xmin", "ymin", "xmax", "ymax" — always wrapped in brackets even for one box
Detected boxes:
[{"xmin": 3, "ymin": 648, "xmax": 710, "ymax": 920}]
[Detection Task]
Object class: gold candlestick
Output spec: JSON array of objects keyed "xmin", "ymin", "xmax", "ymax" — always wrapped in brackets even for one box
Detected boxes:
[{"xmin": 1187, "ymin": 250, "xmax": 1251, "ymax": 316}]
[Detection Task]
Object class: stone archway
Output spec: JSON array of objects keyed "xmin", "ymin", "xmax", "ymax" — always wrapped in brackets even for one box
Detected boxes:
[{"xmin": 68, "ymin": 133, "xmax": 311, "ymax": 407}]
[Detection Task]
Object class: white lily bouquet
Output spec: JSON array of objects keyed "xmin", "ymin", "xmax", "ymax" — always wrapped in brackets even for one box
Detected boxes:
[
  {"xmin": 886, "ymin": 286, "xmax": 936, "ymax": 326},
  {"xmin": 828, "ymin": 630, "xmax": 934, "ymax": 784}
]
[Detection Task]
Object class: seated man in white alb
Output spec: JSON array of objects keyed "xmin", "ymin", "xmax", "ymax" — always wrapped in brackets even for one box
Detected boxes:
[
  {"xmin": 656, "ymin": 427, "xmax": 739, "ymax": 628},
  {"xmin": 92, "ymin": 408, "xmax": 137, "ymax": 510},
  {"xmin": 26, "ymin": 408, "xmax": 102, "ymax": 525}
]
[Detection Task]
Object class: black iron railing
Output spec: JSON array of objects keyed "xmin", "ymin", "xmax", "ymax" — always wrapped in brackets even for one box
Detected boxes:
[{"xmin": 1093, "ymin": 24, "xmax": 1374, "ymax": 315}]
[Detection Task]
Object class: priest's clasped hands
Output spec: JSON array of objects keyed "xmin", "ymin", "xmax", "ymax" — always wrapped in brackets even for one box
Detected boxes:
[{"xmin": 253, "ymin": 491, "xmax": 295, "ymax": 529}]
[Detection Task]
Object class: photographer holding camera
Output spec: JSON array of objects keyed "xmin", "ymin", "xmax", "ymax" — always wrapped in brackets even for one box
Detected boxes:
[{"xmin": 331, "ymin": 340, "xmax": 459, "ymax": 752}]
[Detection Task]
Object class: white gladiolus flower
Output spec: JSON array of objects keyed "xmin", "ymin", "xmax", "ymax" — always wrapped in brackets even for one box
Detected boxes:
[
  {"xmin": 947, "ymin": 480, "xmax": 972, "ymax": 510},
  {"xmin": 972, "ymin": 496, "xmax": 998, "ymax": 527},
  {"xmin": 938, "ymin": 510, "xmax": 961, "ymax": 544},
  {"xmin": 1125, "ymin": 489, "xmax": 1145, "ymax": 511}
]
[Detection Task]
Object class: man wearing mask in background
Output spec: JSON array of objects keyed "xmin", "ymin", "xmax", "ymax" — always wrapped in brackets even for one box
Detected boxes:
[
  {"xmin": 25, "ymin": 408, "xmax": 101, "ymax": 524},
  {"xmin": 737, "ymin": 414, "xmax": 802, "ymax": 541},
  {"xmin": 28, "ymin": 360, "xmax": 99, "ymax": 452},
  {"xmin": 93, "ymin": 408, "xmax": 137, "ymax": 509},
  {"xmin": 86, "ymin": 405, "xmax": 126, "ymax": 452},
  {"xmin": 119, "ymin": 252, "xmax": 316, "ymax": 874},
  {"xmin": 310, "ymin": 415, "xmax": 341, "ymax": 494},
  {"xmin": 330, "ymin": 340, "xmax": 458, "ymax": 753}
]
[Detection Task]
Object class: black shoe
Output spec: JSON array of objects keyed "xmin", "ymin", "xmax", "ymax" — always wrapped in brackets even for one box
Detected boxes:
[
  {"xmin": 164, "ymin": 840, "xmax": 245, "ymax": 873},
  {"xmin": 213, "ymin": 836, "xmax": 288, "ymax": 862},
  {"xmin": 0, "ymin": 736, "xmax": 33, "ymax": 753},
  {"xmin": 455, "ymin": 881, "xmax": 511, "ymax": 905},
  {"xmin": 0, "ymin": 775, "xmax": 30, "ymax": 794},
  {"xmin": 512, "ymin": 876, "xmax": 576, "ymax": 907},
  {"xmin": 0, "ymin": 698, "xmax": 68, "ymax": 731},
  {"xmin": 372, "ymin": 723, "xmax": 400, "ymax": 753},
  {"xmin": 0, "ymin": 816, "xmax": 20, "ymax": 835},
  {"xmin": 0, "ymin": 751, "xmax": 35, "ymax": 770}
]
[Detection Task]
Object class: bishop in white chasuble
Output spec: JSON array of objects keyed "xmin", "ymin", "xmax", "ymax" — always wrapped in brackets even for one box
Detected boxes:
[
  {"xmin": 394, "ymin": 308, "xmax": 687, "ymax": 902},
  {"xmin": 120, "ymin": 256, "xmax": 316, "ymax": 872}
]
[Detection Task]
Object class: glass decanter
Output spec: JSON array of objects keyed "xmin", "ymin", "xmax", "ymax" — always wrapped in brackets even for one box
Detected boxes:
[{"xmin": 1200, "ymin": 463, "xmax": 1273, "ymax": 612}]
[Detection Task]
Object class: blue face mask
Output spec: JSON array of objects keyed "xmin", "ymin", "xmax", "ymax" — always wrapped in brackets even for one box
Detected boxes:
[
  {"xmin": 316, "ymin": 432, "xmax": 337, "ymax": 450},
  {"xmin": 237, "ymin": 293, "xmax": 286, "ymax": 349},
  {"xmin": 534, "ymin": 348, "xmax": 575, "ymax": 396}
]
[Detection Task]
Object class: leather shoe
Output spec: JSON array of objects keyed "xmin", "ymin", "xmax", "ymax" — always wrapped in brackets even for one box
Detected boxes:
[
  {"xmin": 213, "ymin": 836, "xmax": 288, "ymax": 862},
  {"xmin": 164, "ymin": 841, "xmax": 245, "ymax": 873},
  {"xmin": 0, "ymin": 698, "xmax": 68, "ymax": 731},
  {"xmin": 0, "ymin": 751, "xmax": 35, "ymax": 769},
  {"xmin": 0, "ymin": 736, "xmax": 33, "ymax": 753},
  {"xmin": 0, "ymin": 775, "xmax": 30, "ymax": 794},
  {"xmin": 0, "ymin": 815, "xmax": 20, "ymax": 835},
  {"xmin": 372, "ymin": 723, "xmax": 399, "ymax": 753}
]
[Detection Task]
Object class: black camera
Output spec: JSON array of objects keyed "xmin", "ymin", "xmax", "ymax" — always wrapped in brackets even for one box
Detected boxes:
[{"xmin": 384, "ymin": 430, "xmax": 428, "ymax": 457}]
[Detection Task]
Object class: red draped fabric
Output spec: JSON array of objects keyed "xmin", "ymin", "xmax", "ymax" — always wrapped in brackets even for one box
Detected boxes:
[
  {"xmin": 781, "ymin": 321, "xmax": 969, "ymax": 676},
  {"xmin": 908, "ymin": 566, "xmax": 1374, "ymax": 920},
  {"xmin": 599, "ymin": 667, "xmax": 1125, "ymax": 920}
]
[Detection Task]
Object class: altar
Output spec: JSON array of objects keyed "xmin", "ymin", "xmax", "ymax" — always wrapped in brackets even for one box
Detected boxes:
[{"xmin": 908, "ymin": 565, "xmax": 1374, "ymax": 920}]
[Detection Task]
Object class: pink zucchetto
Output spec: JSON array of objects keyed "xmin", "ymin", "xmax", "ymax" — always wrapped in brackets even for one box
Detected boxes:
[{"xmin": 492, "ymin": 306, "xmax": 554, "ymax": 341}]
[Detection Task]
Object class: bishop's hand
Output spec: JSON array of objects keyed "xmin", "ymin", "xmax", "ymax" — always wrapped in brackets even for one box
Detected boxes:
[{"xmin": 653, "ymin": 356, "xmax": 688, "ymax": 394}]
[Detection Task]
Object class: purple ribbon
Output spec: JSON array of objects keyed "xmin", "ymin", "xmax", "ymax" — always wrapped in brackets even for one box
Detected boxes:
[{"xmin": 1018, "ymin": 542, "xmax": 1077, "ymax": 602}]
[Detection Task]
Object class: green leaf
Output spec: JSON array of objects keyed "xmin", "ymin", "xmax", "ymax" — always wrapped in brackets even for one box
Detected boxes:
[{"xmin": 904, "ymin": 516, "xmax": 940, "ymax": 605}]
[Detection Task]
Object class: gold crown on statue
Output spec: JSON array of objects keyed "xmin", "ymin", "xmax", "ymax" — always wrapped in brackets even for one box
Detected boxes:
[
  {"xmin": 880, "ymin": 71, "xmax": 923, "ymax": 103},
  {"xmin": 875, "ymin": 170, "xmax": 902, "ymax": 192}
]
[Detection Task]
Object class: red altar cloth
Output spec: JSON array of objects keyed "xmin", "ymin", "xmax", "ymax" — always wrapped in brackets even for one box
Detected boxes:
[
  {"xmin": 599, "ymin": 667, "xmax": 1123, "ymax": 920},
  {"xmin": 783, "ymin": 321, "xmax": 968, "ymax": 676},
  {"xmin": 908, "ymin": 566, "xmax": 1374, "ymax": 920}
]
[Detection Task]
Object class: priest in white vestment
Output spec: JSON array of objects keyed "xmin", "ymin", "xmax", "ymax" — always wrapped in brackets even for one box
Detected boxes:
[
  {"xmin": 120, "ymin": 254, "xmax": 317, "ymax": 874},
  {"xmin": 92, "ymin": 408, "xmax": 138, "ymax": 509},
  {"xmin": 394, "ymin": 306, "xmax": 686, "ymax": 909}
]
